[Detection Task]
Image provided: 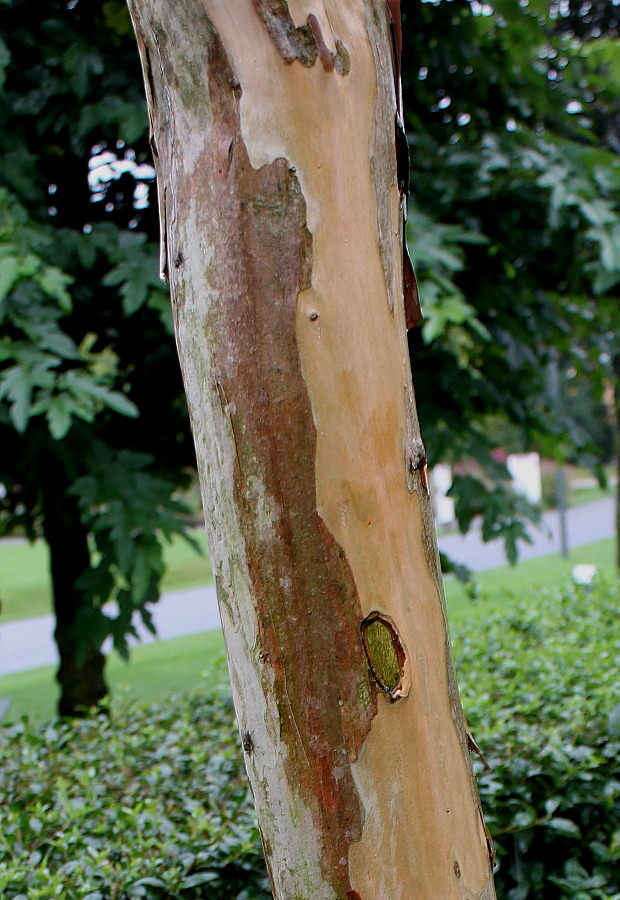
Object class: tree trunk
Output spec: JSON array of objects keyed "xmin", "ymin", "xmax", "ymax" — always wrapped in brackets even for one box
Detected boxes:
[
  {"xmin": 41, "ymin": 459, "xmax": 107, "ymax": 717},
  {"xmin": 127, "ymin": 1, "xmax": 496, "ymax": 896}
]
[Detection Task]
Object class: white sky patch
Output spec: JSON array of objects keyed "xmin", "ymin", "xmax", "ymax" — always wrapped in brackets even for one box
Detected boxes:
[{"xmin": 88, "ymin": 149, "xmax": 156, "ymax": 210}]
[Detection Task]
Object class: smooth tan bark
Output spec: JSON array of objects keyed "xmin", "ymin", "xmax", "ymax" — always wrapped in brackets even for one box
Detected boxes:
[{"xmin": 127, "ymin": 1, "xmax": 497, "ymax": 897}]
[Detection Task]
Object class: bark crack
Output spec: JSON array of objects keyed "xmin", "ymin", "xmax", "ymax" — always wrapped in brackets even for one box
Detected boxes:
[{"xmin": 215, "ymin": 379, "xmax": 243, "ymax": 475}]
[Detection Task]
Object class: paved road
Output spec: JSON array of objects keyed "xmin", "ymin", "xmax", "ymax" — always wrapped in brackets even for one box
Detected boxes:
[
  {"xmin": 0, "ymin": 497, "xmax": 614, "ymax": 677},
  {"xmin": 0, "ymin": 586, "xmax": 220, "ymax": 677},
  {"xmin": 438, "ymin": 495, "xmax": 615, "ymax": 572}
]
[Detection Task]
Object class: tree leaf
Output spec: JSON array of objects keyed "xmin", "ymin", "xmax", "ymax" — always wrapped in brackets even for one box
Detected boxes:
[
  {"xmin": 1, "ymin": 365, "xmax": 32, "ymax": 432},
  {"xmin": 181, "ymin": 872, "xmax": 219, "ymax": 888},
  {"xmin": 0, "ymin": 256, "xmax": 22, "ymax": 301},
  {"xmin": 99, "ymin": 389, "xmax": 139, "ymax": 418},
  {"xmin": 0, "ymin": 34, "xmax": 9, "ymax": 92},
  {"xmin": 35, "ymin": 266, "xmax": 73, "ymax": 312},
  {"xmin": 545, "ymin": 817, "xmax": 582, "ymax": 838},
  {"xmin": 46, "ymin": 395, "xmax": 73, "ymax": 440}
]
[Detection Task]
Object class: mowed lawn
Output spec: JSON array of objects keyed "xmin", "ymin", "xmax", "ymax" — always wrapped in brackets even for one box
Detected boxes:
[
  {"xmin": 443, "ymin": 534, "xmax": 616, "ymax": 621},
  {"xmin": 0, "ymin": 630, "xmax": 228, "ymax": 723},
  {"xmin": 0, "ymin": 533, "xmax": 616, "ymax": 722}
]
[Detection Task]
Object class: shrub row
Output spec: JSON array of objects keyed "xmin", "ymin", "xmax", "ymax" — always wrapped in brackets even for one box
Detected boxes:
[
  {"xmin": 0, "ymin": 579, "xmax": 618, "ymax": 899},
  {"xmin": 456, "ymin": 579, "xmax": 620, "ymax": 899},
  {"xmin": 0, "ymin": 688, "xmax": 270, "ymax": 899}
]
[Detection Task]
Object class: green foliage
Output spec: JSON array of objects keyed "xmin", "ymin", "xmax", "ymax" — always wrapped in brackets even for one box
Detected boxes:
[
  {"xmin": 1, "ymin": 0, "xmax": 618, "ymax": 715},
  {"xmin": 102, "ymin": 230, "xmax": 169, "ymax": 319},
  {"xmin": 70, "ymin": 447, "xmax": 200, "ymax": 659},
  {"xmin": 0, "ymin": 526, "xmax": 212, "ymax": 625},
  {"xmin": 0, "ymin": 631, "xmax": 226, "ymax": 725},
  {"xmin": 456, "ymin": 580, "xmax": 620, "ymax": 899},
  {"xmin": 0, "ymin": 0, "xmax": 195, "ymax": 710},
  {"xmin": 407, "ymin": 207, "xmax": 490, "ymax": 357},
  {"xmin": 0, "ymin": 690, "xmax": 270, "ymax": 899},
  {"xmin": 449, "ymin": 472, "xmax": 540, "ymax": 565},
  {"xmin": 0, "ymin": 191, "xmax": 138, "ymax": 440},
  {"xmin": 1, "ymin": 581, "xmax": 617, "ymax": 898},
  {"xmin": 404, "ymin": 0, "xmax": 619, "ymax": 558}
]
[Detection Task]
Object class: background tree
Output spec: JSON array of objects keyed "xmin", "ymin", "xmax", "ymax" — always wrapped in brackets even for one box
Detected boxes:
[
  {"xmin": 402, "ymin": 0, "xmax": 619, "ymax": 563},
  {"xmin": 1, "ymin": 0, "xmax": 617, "ymax": 719},
  {"xmin": 0, "ymin": 0, "xmax": 196, "ymax": 715}
]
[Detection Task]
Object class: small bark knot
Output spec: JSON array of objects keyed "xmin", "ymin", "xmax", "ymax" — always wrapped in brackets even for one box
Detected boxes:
[
  {"xmin": 408, "ymin": 437, "xmax": 426, "ymax": 472},
  {"xmin": 360, "ymin": 612, "xmax": 410, "ymax": 701},
  {"xmin": 409, "ymin": 439, "xmax": 429, "ymax": 493}
]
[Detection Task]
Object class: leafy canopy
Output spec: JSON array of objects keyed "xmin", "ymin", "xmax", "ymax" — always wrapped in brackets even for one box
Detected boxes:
[
  {"xmin": 403, "ymin": 0, "xmax": 619, "ymax": 561},
  {"xmin": 0, "ymin": 0, "xmax": 196, "ymax": 672}
]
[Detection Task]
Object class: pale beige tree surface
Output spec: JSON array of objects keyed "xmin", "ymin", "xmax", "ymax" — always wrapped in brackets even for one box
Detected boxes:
[{"xmin": 126, "ymin": 1, "xmax": 497, "ymax": 897}]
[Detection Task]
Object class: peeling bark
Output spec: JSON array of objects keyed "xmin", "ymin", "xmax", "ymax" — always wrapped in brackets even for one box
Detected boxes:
[{"xmin": 127, "ymin": 1, "xmax": 496, "ymax": 897}]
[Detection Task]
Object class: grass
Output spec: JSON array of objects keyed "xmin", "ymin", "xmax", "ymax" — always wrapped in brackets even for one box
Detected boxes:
[
  {"xmin": 0, "ymin": 528, "xmax": 213, "ymax": 623},
  {"xmin": 567, "ymin": 483, "xmax": 614, "ymax": 507},
  {"xmin": 0, "ymin": 631, "xmax": 227, "ymax": 723},
  {"xmin": 444, "ymin": 536, "xmax": 616, "ymax": 623},
  {"xmin": 0, "ymin": 537, "xmax": 615, "ymax": 724},
  {"xmin": 541, "ymin": 461, "xmax": 616, "ymax": 510}
]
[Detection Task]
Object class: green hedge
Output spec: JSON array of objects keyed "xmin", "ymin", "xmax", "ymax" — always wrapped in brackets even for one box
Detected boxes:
[
  {"xmin": 0, "ymin": 689, "xmax": 270, "ymax": 899},
  {"xmin": 0, "ymin": 580, "xmax": 618, "ymax": 899},
  {"xmin": 457, "ymin": 579, "xmax": 620, "ymax": 899}
]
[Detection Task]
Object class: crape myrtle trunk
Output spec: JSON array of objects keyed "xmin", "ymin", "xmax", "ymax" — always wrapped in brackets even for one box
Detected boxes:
[
  {"xmin": 41, "ymin": 458, "xmax": 107, "ymax": 717},
  {"xmin": 127, "ymin": 1, "xmax": 497, "ymax": 897}
]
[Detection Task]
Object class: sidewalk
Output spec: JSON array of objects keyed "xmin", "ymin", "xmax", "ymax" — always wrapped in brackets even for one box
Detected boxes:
[
  {"xmin": 0, "ymin": 586, "xmax": 220, "ymax": 677},
  {"xmin": 0, "ymin": 496, "xmax": 615, "ymax": 677},
  {"xmin": 438, "ymin": 495, "xmax": 615, "ymax": 572}
]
